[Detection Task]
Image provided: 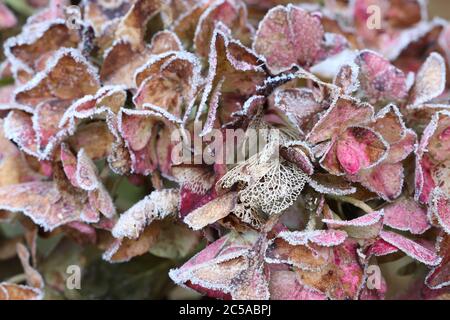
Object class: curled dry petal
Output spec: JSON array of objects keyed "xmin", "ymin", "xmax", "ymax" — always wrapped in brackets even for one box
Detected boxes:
[
  {"xmin": 16, "ymin": 243, "xmax": 44, "ymax": 289},
  {"xmin": 323, "ymin": 210, "xmax": 384, "ymax": 239},
  {"xmin": 184, "ymin": 192, "xmax": 237, "ymax": 230},
  {"xmin": 294, "ymin": 240, "xmax": 365, "ymax": 300},
  {"xmin": 112, "ymin": 189, "xmax": 179, "ymax": 239},
  {"xmin": 194, "ymin": 0, "xmax": 253, "ymax": 58},
  {"xmin": 103, "ymin": 223, "xmax": 161, "ymax": 263},
  {"xmin": 269, "ymin": 270, "xmax": 327, "ymax": 300},
  {"xmin": 101, "ymin": 31, "xmax": 183, "ymax": 88},
  {"xmin": 409, "ymin": 52, "xmax": 446, "ymax": 108},
  {"xmin": 0, "ymin": 3, "xmax": 17, "ymax": 30},
  {"xmin": 169, "ymin": 232, "xmax": 256, "ymax": 299},
  {"xmin": 383, "ymin": 198, "xmax": 430, "ymax": 235},
  {"xmin": 425, "ymin": 233, "xmax": 450, "ymax": 289},
  {"xmin": 429, "ymin": 188, "xmax": 450, "ymax": 234},
  {"xmin": 253, "ymin": 4, "xmax": 324, "ymax": 74},
  {"xmin": 0, "ymin": 181, "xmax": 93, "ymax": 231},
  {"xmin": 0, "ymin": 283, "xmax": 43, "ymax": 300},
  {"xmin": 354, "ymin": 50, "xmax": 408, "ymax": 104},
  {"xmin": 308, "ymin": 96, "xmax": 374, "ymax": 145},
  {"xmin": 4, "ymin": 21, "xmax": 80, "ymax": 80},
  {"xmin": 379, "ymin": 230, "xmax": 441, "ymax": 266}
]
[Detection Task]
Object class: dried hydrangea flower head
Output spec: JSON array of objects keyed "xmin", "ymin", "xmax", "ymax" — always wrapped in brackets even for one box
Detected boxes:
[{"xmin": 0, "ymin": 0, "xmax": 450, "ymax": 300}]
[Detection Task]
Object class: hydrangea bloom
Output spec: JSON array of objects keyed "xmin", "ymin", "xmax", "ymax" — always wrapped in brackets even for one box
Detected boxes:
[{"xmin": 0, "ymin": 0, "xmax": 450, "ymax": 300}]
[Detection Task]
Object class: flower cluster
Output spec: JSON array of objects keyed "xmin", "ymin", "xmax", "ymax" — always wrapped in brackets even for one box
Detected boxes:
[{"xmin": 0, "ymin": 0, "xmax": 450, "ymax": 300}]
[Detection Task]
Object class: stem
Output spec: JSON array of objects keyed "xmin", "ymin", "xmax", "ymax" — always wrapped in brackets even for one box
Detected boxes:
[
  {"xmin": 110, "ymin": 176, "xmax": 124, "ymax": 199},
  {"xmin": 151, "ymin": 171, "xmax": 163, "ymax": 190},
  {"xmin": 305, "ymin": 213, "xmax": 317, "ymax": 231},
  {"xmin": 99, "ymin": 165, "xmax": 110, "ymax": 180},
  {"xmin": 5, "ymin": 273, "xmax": 27, "ymax": 284},
  {"xmin": 327, "ymin": 195, "xmax": 374, "ymax": 214}
]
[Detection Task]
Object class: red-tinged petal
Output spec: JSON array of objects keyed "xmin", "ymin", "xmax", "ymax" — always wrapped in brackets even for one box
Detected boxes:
[
  {"xmin": 101, "ymin": 41, "xmax": 153, "ymax": 88},
  {"xmin": 424, "ymin": 111, "xmax": 450, "ymax": 163},
  {"xmin": 4, "ymin": 110, "xmax": 39, "ymax": 158},
  {"xmin": 273, "ymin": 88, "xmax": 325, "ymax": 136},
  {"xmin": 173, "ymin": 1, "xmax": 210, "ymax": 48},
  {"xmin": 353, "ymin": 162, "xmax": 404, "ymax": 201},
  {"xmin": 430, "ymin": 189, "xmax": 450, "ymax": 234},
  {"xmin": 4, "ymin": 21, "xmax": 80, "ymax": 78},
  {"xmin": 319, "ymin": 140, "xmax": 342, "ymax": 175},
  {"xmin": 295, "ymin": 239, "xmax": 364, "ymax": 300},
  {"xmin": 29, "ymin": 0, "xmax": 68, "ymax": 24},
  {"xmin": 83, "ymin": 0, "xmax": 133, "ymax": 36},
  {"xmin": 194, "ymin": 0, "xmax": 253, "ymax": 58},
  {"xmin": 101, "ymin": 32, "xmax": 182, "ymax": 88},
  {"xmin": 386, "ymin": 129, "xmax": 416, "ymax": 163},
  {"xmin": 150, "ymin": 30, "xmax": 183, "ymax": 54},
  {"xmin": 253, "ymin": 4, "xmax": 324, "ymax": 74},
  {"xmin": 383, "ymin": 198, "xmax": 430, "ymax": 235},
  {"xmin": 308, "ymin": 173, "xmax": 357, "ymax": 196},
  {"xmin": 114, "ymin": 0, "xmax": 162, "ymax": 49},
  {"xmin": 75, "ymin": 149, "xmax": 99, "ymax": 191},
  {"xmin": 179, "ymin": 186, "xmax": 217, "ymax": 218},
  {"xmin": 415, "ymin": 153, "xmax": 435, "ymax": 204},
  {"xmin": 370, "ymin": 104, "xmax": 407, "ymax": 145},
  {"xmin": 0, "ymin": 181, "xmax": 89, "ymax": 231},
  {"xmin": 0, "ymin": 3, "xmax": 17, "ymax": 30},
  {"xmin": 379, "ymin": 230, "xmax": 441, "ymax": 266},
  {"xmin": 0, "ymin": 119, "xmax": 41, "ymax": 187},
  {"xmin": 279, "ymin": 142, "xmax": 314, "ymax": 175},
  {"xmin": 0, "ymin": 283, "xmax": 43, "ymax": 300},
  {"xmin": 62, "ymin": 146, "xmax": 116, "ymax": 218},
  {"xmin": 103, "ymin": 223, "xmax": 161, "ymax": 263},
  {"xmin": 415, "ymin": 112, "xmax": 450, "ymax": 204},
  {"xmin": 196, "ymin": 29, "xmax": 265, "ymax": 136},
  {"xmin": 169, "ymin": 232, "xmax": 255, "ymax": 298},
  {"xmin": 230, "ymin": 259, "xmax": 270, "ymax": 300},
  {"xmin": 265, "ymin": 235, "xmax": 332, "ymax": 271},
  {"xmin": 134, "ymin": 52, "xmax": 177, "ymax": 87},
  {"xmin": 133, "ymin": 52, "xmax": 202, "ymax": 122},
  {"xmin": 33, "ymin": 100, "xmax": 68, "ymax": 154},
  {"xmin": 14, "ymin": 48, "xmax": 100, "ymax": 109},
  {"xmin": 60, "ymin": 143, "xmax": 78, "ymax": 187},
  {"xmin": 366, "ymin": 239, "xmax": 399, "ymax": 257},
  {"xmin": 308, "ymin": 96, "xmax": 374, "ymax": 145},
  {"xmin": 409, "ymin": 53, "xmax": 446, "ymax": 108},
  {"xmin": 118, "ymin": 109, "xmax": 169, "ymax": 175},
  {"xmin": 331, "ymin": 240, "xmax": 365, "ymax": 299},
  {"xmin": 355, "ymin": 50, "xmax": 408, "ymax": 104},
  {"xmin": 425, "ymin": 233, "xmax": 450, "ymax": 289},
  {"xmin": 336, "ymin": 127, "xmax": 388, "ymax": 175},
  {"xmin": 63, "ymin": 221, "xmax": 97, "ymax": 245},
  {"xmin": 269, "ymin": 270, "xmax": 327, "ymax": 300},
  {"xmin": 88, "ymin": 184, "xmax": 116, "ymax": 219},
  {"xmin": 323, "ymin": 210, "xmax": 384, "ymax": 239},
  {"xmin": 274, "ymin": 230, "xmax": 348, "ymax": 247},
  {"xmin": 184, "ymin": 192, "xmax": 237, "ymax": 230},
  {"xmin": 59, "ymin": 86, "xmax": 126, "ymax": 138}
]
